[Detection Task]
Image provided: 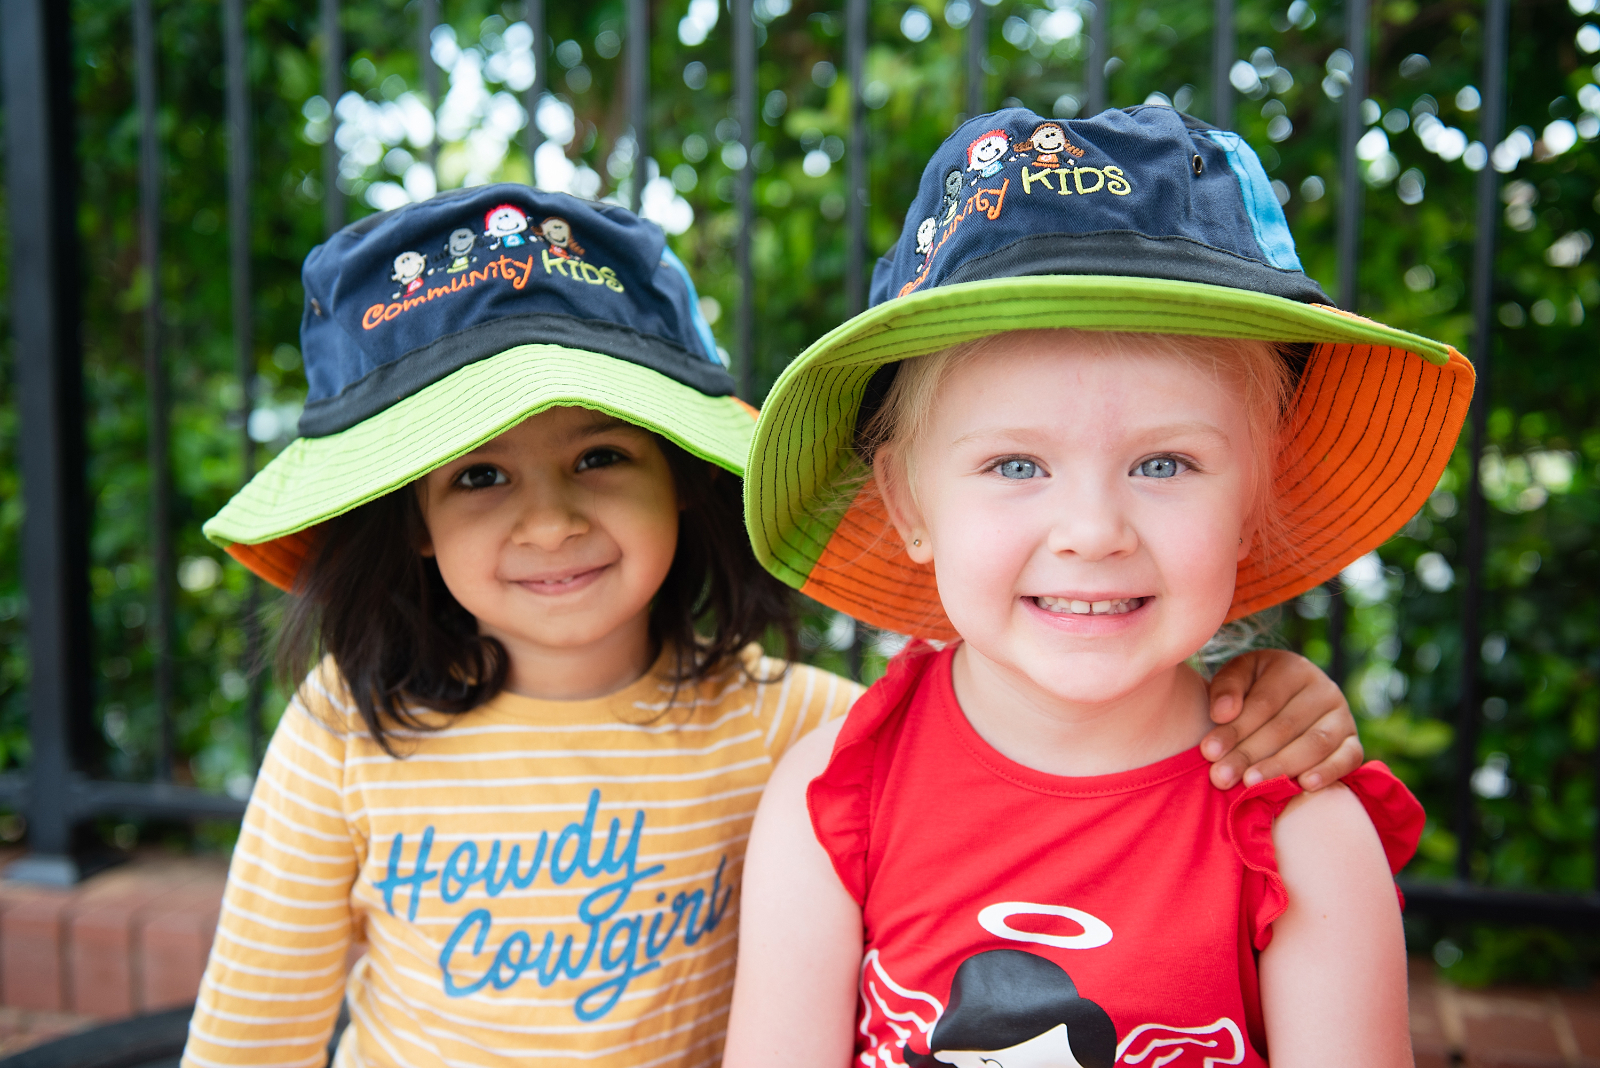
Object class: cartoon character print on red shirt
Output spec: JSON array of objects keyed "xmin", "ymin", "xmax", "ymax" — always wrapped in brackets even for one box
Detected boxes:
[{"xmin": 860, "ymin": 945, "xmax": 1245, "ymax": 1068}]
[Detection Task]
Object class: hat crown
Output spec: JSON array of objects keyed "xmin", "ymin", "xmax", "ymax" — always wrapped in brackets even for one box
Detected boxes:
[
  {"xmin": 298, "ymin": 184, "xmax": 729, "ymax": 438},
  {"xmin": 870, "ymin": 106, "xmax": 1327, "ymax": 308}
]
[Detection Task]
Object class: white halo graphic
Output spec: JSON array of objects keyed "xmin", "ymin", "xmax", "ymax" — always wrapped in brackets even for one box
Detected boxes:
[{"xmin": 976, "ymin": 901, "xmax": 1114, "ymax": 950}]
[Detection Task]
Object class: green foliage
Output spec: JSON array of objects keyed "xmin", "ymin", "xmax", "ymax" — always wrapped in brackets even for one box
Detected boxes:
[{"xmin": 0, "ymin": 0, "xmax": 1597, "ymax": 982}]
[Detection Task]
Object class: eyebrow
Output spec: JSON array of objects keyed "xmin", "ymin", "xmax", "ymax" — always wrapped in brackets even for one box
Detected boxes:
[{"xmin": 949, "ymin": 420, "xmax": 1234, "ymax": 448}]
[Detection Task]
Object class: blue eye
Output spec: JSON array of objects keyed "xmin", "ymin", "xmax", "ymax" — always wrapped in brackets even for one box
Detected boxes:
[
  {"xmin": 998, "ymin": 459, "xmax": 1038, "ymax": 480},
  {"xmin": 455, "ymin": 464, "xmax": 507, "ymax": 489},
  {"xmin": 1137, "ymin": 457, "xmax": 1181, "ymax": 479}
]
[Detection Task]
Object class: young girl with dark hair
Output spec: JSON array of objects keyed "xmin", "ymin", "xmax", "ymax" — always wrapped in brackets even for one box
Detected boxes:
[{"xmin": 183, "ymin": 185, "xmax": 1366, "ymax": 1068}]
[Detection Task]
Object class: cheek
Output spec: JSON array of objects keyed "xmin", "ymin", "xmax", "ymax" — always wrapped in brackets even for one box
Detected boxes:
[
  {"xmin": 1141, "ymin": 492, "xmax": 1247, "ymax": 606},
  {"xmin": 609, "ymin": 476, "xmax": 682, "ymax": 578},
  {"xmin": 923, "ymin": 486, "xmax": 1039, "ymax": 612},
  {"xmin": 425, "ymin": 510, "xmax": 505, "ymax": 606}
]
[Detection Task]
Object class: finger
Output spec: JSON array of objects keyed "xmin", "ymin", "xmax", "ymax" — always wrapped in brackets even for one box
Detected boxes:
[
  {"xmin": 1205, "ymin": 652, "xmax": 1263, "ymax": 727},
  {"xmin": 1240, "ymin": 709, "xmax": 1359, "ymax": 787},
  {"xmin": 1229, "ymin": 650, "xmax": 1329, "ymax": 738},
  {"xmin": 1205, "ymin": 684, "xmax": 1341, "ymax": 788},
  {"xmin": 1294, "ymin": 734, "xmax": 1366, "ymax": 791}
]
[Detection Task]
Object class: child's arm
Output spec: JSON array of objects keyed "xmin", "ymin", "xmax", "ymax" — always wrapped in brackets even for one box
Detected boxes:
[
  {"xmin": 1258, "ymin": 784, "xmax": 1412, "ymax": 1066},
  {"xmin": 1204, "ymin": 649, "xmax": 1363, "ymax": 791},
  {"xmin": 182, "ymin": 683, "xmax": 358, "ymax": 1068},
  {"xmin": 724, "ymin": 718, "xmax": 862, "ymax": 1068}
]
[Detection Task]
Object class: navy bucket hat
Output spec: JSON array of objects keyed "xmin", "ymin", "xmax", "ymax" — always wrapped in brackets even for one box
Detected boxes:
[
  {"xmin": 745, "ymin": 106, "xmax": 1474, "ymax": 640},
  {"xmin": 205, "ymin": 184, "xmax": 752, "ymax": 590}
]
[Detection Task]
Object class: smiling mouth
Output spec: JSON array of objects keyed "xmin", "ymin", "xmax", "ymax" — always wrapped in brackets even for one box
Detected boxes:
[
  {"xmin": 1032, "ymin": 596, "xmax": 1147, "ymax": 616},
  {"xmin": 514, "ymin": 565, "xmax": 608, "ymax": 592}
]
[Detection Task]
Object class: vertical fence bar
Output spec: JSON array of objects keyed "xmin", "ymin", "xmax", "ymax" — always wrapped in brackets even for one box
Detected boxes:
[
  {"xmin": 321, "ymin": 0, "xmax": 344, "ymax": 236},
  {"xmin": 1328, "ymin": 0, "xmax": 1367, "ymax": 688},
  {"xmin": 223, "ymin": 0, "xmax": 263, "ymax": 764},
  {"xmin": 1458, "ymin": 0, "xmax": 1507, "ymax": 886},
  {"xmin": 420, "ymin": 0, "xmax": 439, "ymax": 168},
  {"xmin": 1087, "ymin": 0, "xmax": 1107, "ymax": 115},
  {"xmin": 966, "ymin": 0, "xmax": 986, "ymax": 120},
  {"xmin": 733, "ymin": 0, "xmax": 756, "ymax": 400},
  {"xmin": 1211, "ymin": 0, "xmax": 1232, "ymax": 128},
  {"xmin": 3, "ymin": 0, "xmax": 90, "ymax": 883},
  {"xmin": 845, "ymin": 0, "xmax": 867, "ymax": 315},
  {"xmin": 845, "ymin": 0, "xmax": 869, "ymax": 683},
  {"xmin": 134, "ymin": 0, "xmax": 176, "ymax": 784},
  {"xmin": 1336, "ymin": 0, "xmax": 1366, "ymax": 313},
  {"xmin": 525, "ymin": 0, "xmax": 545, "ymax": 178},
  {"xmin": 627, "ymin": 0, "xmax": 649, "ymax": 213}
]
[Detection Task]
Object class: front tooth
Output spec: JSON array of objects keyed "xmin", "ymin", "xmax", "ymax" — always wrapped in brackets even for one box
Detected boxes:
[
  {"xmin": 1091, "ymin": 600, "xmax": 1111, "ymax": 614},
  {"xmin": 1071, "ymin": 600, "xmax": 1091, "ymax": 614}
]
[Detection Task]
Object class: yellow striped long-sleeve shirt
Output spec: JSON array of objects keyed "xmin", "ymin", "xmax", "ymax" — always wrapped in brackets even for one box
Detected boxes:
[{"xmin": 182, "ymin": 647, "xmax": 861, "ymax": 1068}]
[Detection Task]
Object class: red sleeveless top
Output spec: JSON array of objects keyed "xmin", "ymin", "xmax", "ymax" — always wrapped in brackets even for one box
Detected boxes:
[{"xmin": 808, "ymin": 644, "xmax": 1422, "ymax": 1068}]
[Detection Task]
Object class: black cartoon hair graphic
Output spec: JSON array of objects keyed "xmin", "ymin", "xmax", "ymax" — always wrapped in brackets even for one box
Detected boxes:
[
  {"xmin": 908, "ymin": 950, "xmax": 1117, "ymax": 1068},
  {"xmin": 433, "ymin": 227, "xmax": 480, "ymax": 275},
  {"xmin": 914, "ymin": 216, "xmax": 938, "ymax": 260},
  {"xmin": 390, "ymin": 250, "xmax": 428, "ymax": 298},
  {"xmin": 535, "ymin": 216, "xmax": 586, "ymax": 259},
  {"xmin": 939, "ymin": 167, "xmax": 964, "ymax": 225}
]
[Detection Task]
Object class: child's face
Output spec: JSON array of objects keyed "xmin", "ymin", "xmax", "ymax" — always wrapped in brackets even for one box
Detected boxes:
[
  {"xmin": 417, "ymin": 407, "xmax": 679, "ymax": 678},
  {"xmin": 878, "ymin": 335, "xmax": 1255, "ymax": 708}
]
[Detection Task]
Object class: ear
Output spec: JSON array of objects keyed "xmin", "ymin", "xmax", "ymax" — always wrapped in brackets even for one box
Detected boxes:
[
  {"xmin": 1236, "ymin": 511, "xmax": 1258, "ymax": 563},
  {"xmin": 872, "ymin": 444, "xmax": 934, "ymax": 565}
]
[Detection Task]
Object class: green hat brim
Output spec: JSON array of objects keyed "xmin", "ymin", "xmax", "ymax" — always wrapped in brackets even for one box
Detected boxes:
[{"xmin": 207, "ymin": 343, "xmax": 754, "ymax": 557}]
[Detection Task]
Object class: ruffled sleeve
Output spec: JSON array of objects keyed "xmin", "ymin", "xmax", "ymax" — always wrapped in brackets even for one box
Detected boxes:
[
  {"xmin": 1229, "ymin": 761, "xmax": 1425, "ymax": 950},
  {"xmin": 806, "ymin": 642, "xmax": 944, "ymax": 906}
]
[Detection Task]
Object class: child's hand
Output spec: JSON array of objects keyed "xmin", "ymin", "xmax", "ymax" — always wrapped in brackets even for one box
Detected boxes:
[{"xmin": 1201, "ymin": 649, "xmax": 1362, "ymax": 792}]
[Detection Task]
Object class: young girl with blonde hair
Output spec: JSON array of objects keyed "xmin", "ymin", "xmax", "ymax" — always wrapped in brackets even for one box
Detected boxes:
[{"xmin": 727, "ymin": 107, "xmax": 1473, "ymax": 1067}]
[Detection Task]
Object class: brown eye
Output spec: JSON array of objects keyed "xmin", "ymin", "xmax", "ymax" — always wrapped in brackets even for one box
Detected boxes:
[
  {"xmin": 454, "ymin": 465, "xmax": 506, "ymax": 489},
  {"xmin": 575, "ymin": 447, "xmax": 625, "ymax": 472}
]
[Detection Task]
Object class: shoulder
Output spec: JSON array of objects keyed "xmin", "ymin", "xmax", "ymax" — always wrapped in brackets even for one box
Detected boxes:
[
  {"xmin": 771, "ymin": 716, "xmax": 848, "ymax": 794},
  {"xmin": 1275, "ymin": 782, "xmax": 1372, "ymax": 840},
  {"xmin": 724, "ymin": 644, "xmax": 864, "ymax": 740},
  {"xmin": 284, "ymin": 656, "xmax": 363, "ymax": 740},
  {"xmin": 1270, "ymin": 783, "xmax": 1392, "ymax": 883}
]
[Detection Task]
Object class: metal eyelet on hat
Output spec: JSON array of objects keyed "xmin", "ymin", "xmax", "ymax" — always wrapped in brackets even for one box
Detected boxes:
[{"xmin": 1192, "ymin": 154, "xmax": 1204, "ymax": 176}]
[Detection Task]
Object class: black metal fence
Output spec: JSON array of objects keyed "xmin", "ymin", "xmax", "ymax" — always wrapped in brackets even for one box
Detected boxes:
[{"xmin": 3, "ymin": 0, "xmax": 1596, "ymax": 926}]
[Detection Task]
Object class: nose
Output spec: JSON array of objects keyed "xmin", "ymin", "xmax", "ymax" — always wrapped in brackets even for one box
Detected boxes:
[
  {"xmin": 509, "ymin": 478, "xmax": 590, "ymax": 551},
  {"xmin": 1043, "ymin": 475, "xmax": 1137, "ymax": 562}
]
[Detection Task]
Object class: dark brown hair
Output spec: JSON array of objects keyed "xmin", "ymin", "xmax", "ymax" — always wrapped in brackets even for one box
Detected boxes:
[{"xmin": 276, "ymin": 438, "xmax": 798, "ymax": 754}]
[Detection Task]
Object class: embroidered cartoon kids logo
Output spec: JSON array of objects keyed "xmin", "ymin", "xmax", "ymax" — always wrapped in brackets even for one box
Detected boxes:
[
  {"xmin": 966, "ymin": 130, "xmax": 1011, "ymax": 182},
  {"xmin": 914, "ymin": 216, "xmax": 938, "ymax": 260},
  {"xmin": 859, "ymin": 949, "xmax": 1247, "ymax": 1068},
  {"xmin": 483, "ymin": 203, "xmax": 530, "ymax": 249},
  {"xmin": 939, "ymin": 168, "xmax": 965, "ymax": 225},
  {"xmin": 391, "ymin": 250, "xmax": 427, "ymax": 298},
  {"xmin": 897, "ymin": 174, "xmax": 1009, "ymax": 299},
  {"xmin": 535, "ymin": 216, "xmax": 585, "ymax": 260},
  {"xmin": 363, "ymin": 210, "xmax": 623, "ymax": 330},
  {"xmin": 1015, "ymin": 121, "xmax": 1085, "ymax": 167},
  {"xmin": 434, "ymin": 227, "xmax": 480, "ymax": 275}
]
